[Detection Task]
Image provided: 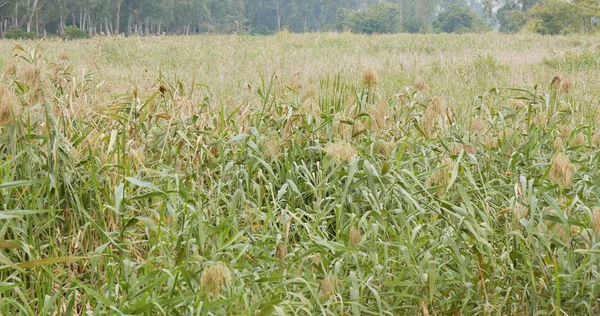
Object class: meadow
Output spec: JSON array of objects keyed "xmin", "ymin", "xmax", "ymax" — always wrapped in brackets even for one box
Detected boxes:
[{"xmin": 0, "ymin": 33, "xmax": 600, "ymax": 315}]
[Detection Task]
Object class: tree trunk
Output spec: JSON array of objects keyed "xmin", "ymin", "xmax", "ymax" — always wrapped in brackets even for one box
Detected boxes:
[
  {"xmin": 116, "ymin": 1, "xmax": 121, "ymax": 34},
  {"xmin": 26, "ymin": 0, "xmax": 39, "ymax": 33}
]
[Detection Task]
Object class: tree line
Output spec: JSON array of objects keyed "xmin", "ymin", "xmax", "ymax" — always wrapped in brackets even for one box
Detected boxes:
[{"xmin": 0, "ymin": 0, "xmax": 598, "ymax": 38}]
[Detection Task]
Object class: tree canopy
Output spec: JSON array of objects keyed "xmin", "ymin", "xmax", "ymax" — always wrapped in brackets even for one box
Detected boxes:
[{"xmin": 0, "ymin": 0, "xmax": 598, "ymax": 38}]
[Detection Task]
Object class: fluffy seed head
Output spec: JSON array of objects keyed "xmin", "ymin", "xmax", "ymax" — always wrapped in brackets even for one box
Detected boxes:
[
  {"xmin": 532, "ymin": 112, "xmax": 548, "ymax": 129},
  {"xmin": 276, "ymin": 244, "xmax": 287, "ymax": 260},
  {"xmin": 324, "ymin": 141, "xmax": 356, "ymax": 163},
  {"xmin": 559, "ymin": 125, "xmax": 571, "ymax": 141},
  {"xmin": 415, "ymin": 77, "xmax": 429, "ymax": 92},
  {"xmin": 573, "ymin": 133, "xmax": 586, "ymax": 146},
  {"xmin": 200, "ymin": 262, "xmax": 232, "ymax": 295},
  {"xmin": 470, "ymin": 117, "xmax": 486, "ymax": 134},
  {"xmin": 549, "ymin": 152, "xmax": 575, "ymax": 187},
  {"xmin": 592, "ymin": 132, "xmax": 600, "ymax": 148},
  {"xmin": 420, "ymin": 97, "xmax": 447, "ymax": 138},
  {"xmin": 319, "ymin": 276, "xmax": 336, "ymax": 298},
  {"xmin": 553, "ymin": 137, "xmax": 564, "ymax": 152},
  {"xmin": 361, "ymin": 66, "xmax": 378, "ymax": 88},
  {"xmin": 312, "ymin": 253, "xmax": 321, "ymax": 266},
  {"xmin": 4, "ymin": 63, "xmax": 16, "ymax": 78},
  {"xmin": 429, "ymin": 96, "xmax": 446, "ymax": 117},
  {"xmin": 509, "ymin": 99, "xmax": 525, "ymax": 110},
  {"xmin": 349, "ymin": 226, "xmax": 361, "ymax": 247},
  {"xmin": 592, "ymin": 208, "xmax": 600, "ymax": 235},
  {"xmin": 484, "ymin": 138, "xmax": 499, "ymax": 149},
  {"xmin": 0, "ymin": 85, "xmax": 19, "ymax": 126},
  {"xmin": 551, "ymin": 75, "xmax": 562, "ymax": 90},
  {"xmin": 512, "ymin": 203, "xmax": 529, "ymax": 229},
  {"xmin": 559, "ymin": 78, "xmax": 574, "ymax": 95}
]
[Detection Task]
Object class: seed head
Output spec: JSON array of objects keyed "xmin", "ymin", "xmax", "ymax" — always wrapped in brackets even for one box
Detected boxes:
[
  {"xmin": 470, "ymin": 117, "xmax": 486, "ymax": 134},
  {"xmin": 559, "ymin": 78, "xmax": 574, "ymax": 95},
  {"xmin": 484, "ymin": 138, "xmax": 499, "ymax": 149},
  {"xmin": 553, "ymin": 137, "xmax": 564, "ymax": 152},
  {"xmin": 572, "ymin": 133, "xmax": 585, "ymax": 147},
  {"xmin": 429, "ymin": 97, "xmax": 446, "ymax": 117},
  {"xmin": 349, "ymin": 226, "xmax": 361, "ymax": 247},
  {"xmin": 4, "ymin": 63, "xmax": 16, "ymax": 78},
  {"xmin": 18, "ymin": 64, "xmax": 42, "ymax": 104},
  {"xmin": 324, "ymin": 141, "xmax": 356, "ymax": 163},
  {"xmin": 551, "ymin": 75, "xmax": 562, "ymax": 90},
  {"xmin": 532, "ymin": 112, "xmax": 548, "ymax": 130},
  {"xmin": 592, "ymin": 208, "xmax": 600, "ymax": 235},
  {"xmin": 549, "ymin": 152, "xmax": 575, "ymax": 187},
  {"xmin": 559, "ymin": 125, "xmax": 571, "ymax": 141},
  {"xmin": 0, "ymin": 85, "xmax": 19, "ymax": 126},
  {"xmin": 592, "ymin": 132, "xmax": 600, "ymax": 148},
  {"xmin": 312, "ymin": 253, "xmax": 321, "ymax": 267},
  {"xmin": 509, "ymin": 100, "xmax": 524, "ymax": 110},
  {"xmin": 276, "ymin": 243, "xmax": 287, "ymax": 260},
  {"xmin": 319, "ymin": 276, "xmax": 336, "ymax": 298},
  {"xmin": 425, "ymin": 157, "xmax": 453, "ymax": 189},
  {"xmin": 361, "ymin": 66, "xmax": 378, "ymax": 88},
  {"xmin": 415, "ymin": 77, "xmax": 429, "ymax": 92},
  {"xmin": 200, "ymin": 262, "xmax": 232, "ymax": 295}
]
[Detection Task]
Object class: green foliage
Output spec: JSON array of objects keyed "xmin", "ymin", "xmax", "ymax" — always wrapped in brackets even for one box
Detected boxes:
[
  {"xmin": 341, "ymin": 2, "xmax": 402, "ymax": 34},
  {"xmin": 543, "ymin": 49, "xmax": 600, "ymax": 70},
  {"xmin": 1, "ymin": 34, "xmax": 600, "ymax": 315},
  {"xmin": 3, "ymin": 29, "xmax": 36, "ymax": 40},
  {"xmin": 498, "ymin": 9, "xmax": 527, "ymax": 33},
  {"xmin": 528, "ymin": 0, "xmax": 579, "ymax": 35},
  {"xmin": 62, "ymin": 26, "xmax": 90, "ymax": 40},
  {"xmin": 434, "ymin": 6, "xmax": 487, "ymax": 33}
]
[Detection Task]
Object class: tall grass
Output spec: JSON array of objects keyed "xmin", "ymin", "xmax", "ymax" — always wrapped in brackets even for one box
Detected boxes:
[{"xmin": 0, "ymin": 34, "xmax": 599, "ymax": 314}]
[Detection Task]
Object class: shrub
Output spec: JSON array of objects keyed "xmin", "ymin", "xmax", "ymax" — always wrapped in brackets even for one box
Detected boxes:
[
  {"xmin": 63, "ymin": 26, "xmax": 90, "ymax": 40},
  {"xmin": 3, "ymin": 29, "xmax": 36, "ymax": 40}
]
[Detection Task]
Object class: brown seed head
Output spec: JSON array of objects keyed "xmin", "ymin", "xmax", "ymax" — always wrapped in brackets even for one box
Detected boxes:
[
  {"xmin": 470, "ymin": 118, "xmax": 486, "ymax": 134},
  {"xmin": 549, "ymin": 152, "xmax": 575, "ymax": 187},
  {"xmin": 319, "ymin": 276, "xmax": 336, "ymax": 298},
  {"xmin": 532, "ymin": 112, "xmax": 548, "ymax": 130},
  {"xmin": 324, "ymin": 141, "xmax": 356, "ymax": 163},
  {"xmin": 559, "ymin": 78, "xmax": 574, "ymax": 95},
  {"xmin": 573, "ymin": 133, "xmax": 586, "ymax": 147},
  {"xmin": 559, "ymin": 125, "xmax": 571, "ymax": 141},
  {"xmin": 508, "ymin": 99, "xmax": 525, "ymax": 110},
  {"xmin": 349, "ymin": 226, "xmax": 361, "ymax": 247},
  {"xmin": 429, "ymin": 96, "xmax": 446, "ymax": 118},
  {"xmin": 0, "ymin": 85, "xmax": 19, "ymax": 126},
  {"xmin": 592, "ymin": 132, "xmax": 600, "ymax": 148},
  {"xmin": 4, "ymin": 63, "xmax": 16, "ymax": 78},
  {"xmin": 551, "ymin": 75, "xmax": 562, "ymax": 90},
  {"xmin": 276, "ymin": 244, "xmax": 287, "ymax": 260},
  {"xmin": 361, "ymin": 66, "xmax": 378, "ymax": 88},
  {"xmin": 200, "ymin": 262, "xmax": 232, "ymax": 295},
  {"xmin": 312, "ymin": 253, "xmax": 321, "ymax": 267},
  {"xmin": 592, "ymin": 208, "xmax": 600, "ymax": 235},
  {"xmin": 415, "ymin": 77, "xmax": 429, "ymax": 92},
  {"xmin": 553, "ymin": 137, "xmax": 564, "ymax": 152},
  {"xmin": 484, "ymin": 138, "xmax": 499, "ymax": 149}
]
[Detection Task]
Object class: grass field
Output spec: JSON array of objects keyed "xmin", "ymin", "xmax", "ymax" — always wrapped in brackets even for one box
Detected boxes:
[{"xmin": 1, "ymin": 33, "xmax": 600, "ymax": 315}]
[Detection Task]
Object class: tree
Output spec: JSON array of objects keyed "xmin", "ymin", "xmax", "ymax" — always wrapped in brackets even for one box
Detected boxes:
[
  {"xmin": 573, "ymin": 0, "xmax": 600, "ymax": 33},
  {"xmin": 497, "ymin": 7, "xmax": 526, "ymax": 33},
  {"xmin": 342, "ymin": 2, "xmax": 402, "ymax": 34},
  {"xmin": 528, "ymin": 0, "xmax": 579, "ymax": 35},
  {"xmin": 434, "ymin": 5, "xmax": 486, "ymax": 33}
]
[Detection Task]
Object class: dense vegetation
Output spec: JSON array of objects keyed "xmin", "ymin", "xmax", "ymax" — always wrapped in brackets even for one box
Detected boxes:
[
  {"xmin": 0, "ymin": 0, "xmax": 598, "ymax": 37},
  {"xmin": 0, "ymin": 33, "xmax": 600, "ymax": 314}
]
